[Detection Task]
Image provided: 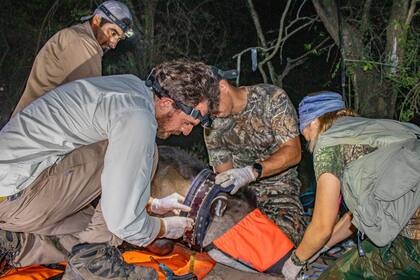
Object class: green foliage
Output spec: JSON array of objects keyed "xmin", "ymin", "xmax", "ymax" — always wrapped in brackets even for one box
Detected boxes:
[
  {"xmin": 400, "ymin": 109, "xmax": 415, "ymax": 122},
  {"xmin": 392, "ymin": 26, "xmax": 420, "ymax": 122},
  {"xmin": 362, "ymin": 62, "xmax": 373, "ymax": 72}
]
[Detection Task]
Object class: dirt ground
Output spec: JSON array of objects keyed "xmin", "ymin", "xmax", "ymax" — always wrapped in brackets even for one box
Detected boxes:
[{"xmin": 204, "ymin": 263, "xmax": 283, "ymax": 280}]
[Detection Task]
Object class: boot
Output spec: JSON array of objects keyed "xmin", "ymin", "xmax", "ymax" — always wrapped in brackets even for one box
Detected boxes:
[
  {"xmin": 63, "ymin": 243, "xmax": 158, "ymax": 280},
  {"xmin": 0, "ymin": 230, "xmax": 21, "ymax": 276}
]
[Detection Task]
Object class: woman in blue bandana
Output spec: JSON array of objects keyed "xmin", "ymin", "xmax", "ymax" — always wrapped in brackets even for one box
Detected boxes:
[{"xmin": 281, "ymin": 91, "xmax": 420, "ymax": 279}]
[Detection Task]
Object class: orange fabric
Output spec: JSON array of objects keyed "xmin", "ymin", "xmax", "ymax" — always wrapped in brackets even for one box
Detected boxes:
[
  {"xmin": 2, "ymin": 263, "xmax": 66, "ymax": 280},
  {"xmin": 123, "ymin": 244, "xmax": 215, "ymax": 280},
  {"xmin": 213, "ymin": 208, "xmax": 294, "ymax": 272},
  {"xmin": 2, "ymin": 245, "xmax": 215, "ymax": 280}
]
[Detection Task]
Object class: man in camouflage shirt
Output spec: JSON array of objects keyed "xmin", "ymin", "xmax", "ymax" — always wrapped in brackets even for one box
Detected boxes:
[{"xmin": 204, "ymin": 77, "xmax": 305, "ymax": 246}]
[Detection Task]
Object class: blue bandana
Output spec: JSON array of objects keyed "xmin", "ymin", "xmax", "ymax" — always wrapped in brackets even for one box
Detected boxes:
[{"xmin": 298, "ymin": 91, "xmax": 345, "ymax": 134}]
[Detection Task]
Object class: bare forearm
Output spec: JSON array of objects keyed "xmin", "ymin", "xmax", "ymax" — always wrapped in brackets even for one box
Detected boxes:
[
  {"xmin": 262, "ymin": 146, "xmax": 300, "ymax": 177},
  {"xmin": 295, "ymin": 223, "xmax": 331, "ymax": 261},
  {"xmin": 260, "ymin": 137, "xmax": 301, "ymax": 178},
  {"xmin": 326, "ymin": 212, "xmax": 353, "ymax": 248}
]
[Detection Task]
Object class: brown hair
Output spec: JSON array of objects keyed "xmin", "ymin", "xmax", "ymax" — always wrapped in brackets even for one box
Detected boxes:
[
  {"xmin": 308, "ymin": 108, "xmax": 358, "ymax": 152},
  {"xmin": 153, "ymin": 59, "xmax": 220, "ymax": 114}
]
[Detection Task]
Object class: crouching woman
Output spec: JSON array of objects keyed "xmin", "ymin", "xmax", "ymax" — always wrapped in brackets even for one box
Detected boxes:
[{"xmin": 281, "ymin": 91, "xmax": 420, "ymax": 279}]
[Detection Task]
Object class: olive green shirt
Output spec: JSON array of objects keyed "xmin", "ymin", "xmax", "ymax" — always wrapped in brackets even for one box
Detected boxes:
[{"xmin": 314, "ymin": 144, "xmax": 420, "ymax": 240}]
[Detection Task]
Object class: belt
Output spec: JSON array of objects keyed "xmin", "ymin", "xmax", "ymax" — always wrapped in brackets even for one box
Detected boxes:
[{"xmin": 0, "ymin": 190, "xmax": 23, "ymax": 203}]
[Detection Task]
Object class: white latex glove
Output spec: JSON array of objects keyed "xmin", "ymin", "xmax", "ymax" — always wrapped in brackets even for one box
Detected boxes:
[
  {"xmin": 281, "ymin": 256, "xmax": 303, "ymax": 280},
  {"xmin": 151, "ymin": 193, "xmax": 191, "ymax": 215},
  {"xmin": 161, "ymin": 216, "xmax": 194, "ymax": 239},
  {"xmin": 307, "ymin": 246, "xmax": 329, "ymax": 264},
  {"xmin": 215, "ymin": 166, "xmax": 256, "ymax": 195}
]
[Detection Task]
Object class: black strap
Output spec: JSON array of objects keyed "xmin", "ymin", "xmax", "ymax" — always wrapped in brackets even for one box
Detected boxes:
[{"xmin": 98, "ymin": 4, "xmax": 129, "ymax": 32}]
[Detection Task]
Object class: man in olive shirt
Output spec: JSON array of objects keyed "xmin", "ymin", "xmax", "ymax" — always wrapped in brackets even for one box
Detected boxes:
[{"xmin": 12, "ymin": 0, "xmax": 134, "ymax": 115}]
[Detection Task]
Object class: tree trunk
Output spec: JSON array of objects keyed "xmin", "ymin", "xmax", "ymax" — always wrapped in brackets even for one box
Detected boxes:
[
  {"xmin": 126, "ymin": 0, "xmax": 159, "ymax": 76},
  {"xmin": 312, "ymin": 0, "xmax": 412, "ymax": 118}
]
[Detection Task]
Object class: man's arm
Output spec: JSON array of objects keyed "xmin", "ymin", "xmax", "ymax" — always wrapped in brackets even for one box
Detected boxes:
[
  {"xmin": 214, "ymin": 136, "xmax": 300, "ymax": 178},
  {"xmin": 256, "ymin": 136, "xmax": 301, "ymax": 178},
  {"xmin": 101, "ymin": 110, "xmax": 161, "ymax": 247},
  {"xmin": 213, "ymin": 161, "xmax": 233, "ymax": 173}
]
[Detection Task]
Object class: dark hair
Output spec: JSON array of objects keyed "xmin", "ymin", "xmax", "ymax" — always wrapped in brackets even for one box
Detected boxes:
[{"xmin": 152, "ymin": 59, "xmax": 220, "ymax": 114}]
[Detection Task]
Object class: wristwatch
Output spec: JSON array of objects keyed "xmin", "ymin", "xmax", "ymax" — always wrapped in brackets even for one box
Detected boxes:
[
  {"xmin": 252, "ymin": 162, "xmax": 263, "ymax": 179},
  {"xmin": 290, "ymin": 249, "xmax": 307, "ymax": 267}
]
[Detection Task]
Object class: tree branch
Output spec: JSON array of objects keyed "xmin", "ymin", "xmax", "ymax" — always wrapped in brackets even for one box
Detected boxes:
[
  {"xmin": 246, "ymin": 0, "xmax": 276, "ymax": 83},
  {"xmin": 0, "ymin": 34, "xmax": 9, "ymax": 68},
  {"xmin": 260, "ymin": 0, "xmax": 292, "ymax": 65},
  {"xmin": 361, "ymin": 0, "xmax": 372, "ymax": 32},
  {"xmin": 385, "ymin": 0, "xmax": 410, "ymax": 74},
  {"xmin": 312, "ymin": 0, "xmax": 339, "ymax": 44},
  {"xmin": 406, "ymin": 0, "xmax": 419, "ymax": 25},
  {"xmin": 278, "ymin": 37, "xmax": 330, "ymax": 84},
  {"xmin": 247, "ymin": 0, "xmax": 267, "ymax": 46},
  {"xmin": 35, "ymin": 0, "xmax": 59, "ymax": 55}
]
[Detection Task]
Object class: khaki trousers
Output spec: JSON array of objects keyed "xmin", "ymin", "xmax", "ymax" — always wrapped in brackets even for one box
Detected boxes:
[{"xmin": 0, "ymin": 141, "xmax": 158, "ymax": 266}]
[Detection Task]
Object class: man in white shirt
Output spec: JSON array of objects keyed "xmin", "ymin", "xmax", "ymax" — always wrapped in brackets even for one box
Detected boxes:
[{"xmin": 0, "ymin": 60, "xmax": 219, "ymax": 280}]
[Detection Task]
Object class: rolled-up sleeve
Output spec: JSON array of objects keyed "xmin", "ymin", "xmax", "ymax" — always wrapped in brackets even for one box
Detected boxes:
[{"xmin": 101, "ymin": 109, "xmax": 160, "ymax": 246}]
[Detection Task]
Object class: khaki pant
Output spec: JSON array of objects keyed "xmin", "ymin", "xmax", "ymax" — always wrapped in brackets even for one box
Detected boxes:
[{"xmin": 0, "ymin": 141, "xmax": 158, "ymax": 267}]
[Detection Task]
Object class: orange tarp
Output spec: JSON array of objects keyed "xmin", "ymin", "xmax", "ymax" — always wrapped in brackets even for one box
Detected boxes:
[
  {"xmin": 2, "ymin": 245, "xmax": 215, "ymax": 280},
  {"xmin": 213, "ymin": 208, "xmax": 294, "ymax": 272}
]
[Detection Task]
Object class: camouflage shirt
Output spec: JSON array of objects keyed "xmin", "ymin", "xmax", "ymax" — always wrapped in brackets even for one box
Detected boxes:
[
  {"xmin": 204, "ymin": 84, "xmax": 305, "ymax": 245},
  {"xmin": 205, "ymin": 84, "xmax": 299, "ymax": 178},
  {"xmin": 314, "ymin": 144, "xmax": 420, "ymax": 240}
]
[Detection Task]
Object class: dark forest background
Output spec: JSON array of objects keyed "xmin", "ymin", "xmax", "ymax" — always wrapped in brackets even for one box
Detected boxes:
[{"xmin": 0, "ymin": 0, "xmax": 418, "ymax": 189}]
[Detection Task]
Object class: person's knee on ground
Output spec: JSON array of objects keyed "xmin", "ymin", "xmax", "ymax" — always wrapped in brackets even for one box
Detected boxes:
[
  {"xmin": 64, "ymin": 242, "xmax": 158, "ymax": 280},
  {"xmin": 0, "ymin": 230, "xmax": 21, "ymax": 276}
]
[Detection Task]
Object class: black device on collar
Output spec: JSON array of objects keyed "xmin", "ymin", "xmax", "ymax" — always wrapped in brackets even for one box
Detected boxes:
[
  {"xmin": 145, "ymin": 71, "xmax": 212, "ymax": 128},
  {"xmin": 98, "ymin": 4, "xmax": 130, "ymax": 34}
]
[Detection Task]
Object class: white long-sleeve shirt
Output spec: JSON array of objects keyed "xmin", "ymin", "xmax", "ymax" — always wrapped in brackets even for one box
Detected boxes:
[{"xmin": 0, "ymin": 74, "xmax": 160, "ymax": 246}]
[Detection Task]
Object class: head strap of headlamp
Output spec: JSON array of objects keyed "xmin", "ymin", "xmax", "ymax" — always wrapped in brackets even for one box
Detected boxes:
[
  {"xmin": 98, "ymin": 4, "xmax": 130, "ymax": 33},
  {"xmin": 145, "ymin": 70, "xmax": 212, "ymax": 128}
]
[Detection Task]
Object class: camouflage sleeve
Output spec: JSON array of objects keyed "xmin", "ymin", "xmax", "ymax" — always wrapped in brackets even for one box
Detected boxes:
[
  {"xmin": 269, "ymin": 88, "xmax": 300, "ymax": 145},
  {"xmin": 204, "ymin": 122, "xmax": 232, "ymax": 166},
  {"xmin": 313, "ymin": 145, "xmax": 344, "ymax": 181}
]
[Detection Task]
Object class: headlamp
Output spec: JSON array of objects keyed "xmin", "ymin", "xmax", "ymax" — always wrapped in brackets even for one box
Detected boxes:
[
  {"xmin": 98, "ymin": 4, "xmax": 134, "ymax": 39},
  {"xmin": 145, "ymin": 72, "xmax": 212, "ymax": 128}
]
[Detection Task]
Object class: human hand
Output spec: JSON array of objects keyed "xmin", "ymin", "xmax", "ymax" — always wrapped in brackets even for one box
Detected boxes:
[
  {"xmin": 161, "ymin": 216, "xmax": 194, "ymax": 239},
  {"xmin": 215, "ymin": 166, "xmax": 256, "ymax": 195},
  {"xmin": 151, "ymin": 193, "xmax": 191, "ymax": 215},
  {"xmin": 281, "ymin": 255, "xmax": 304, "ymax": 280}
]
